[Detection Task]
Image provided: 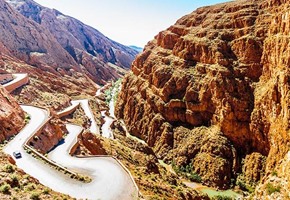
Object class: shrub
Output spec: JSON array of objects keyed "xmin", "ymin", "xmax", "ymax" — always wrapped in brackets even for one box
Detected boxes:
[
  {"xmin": 212, "ymin": 195, "xmax": 233, "ymax": 200},
  {"xmin": 43, "ymin": 188, "xmax": 50, "ymax": 194},
  {"xmin": 188, "ymin": 172, "xmax": 202, "ymax": 183},
  {"xmin": 0, "ymin": 183, "xmax": 11, "ymax": 194},
  {"xmin": 10, "ymin": 174, "xmax": 19, "ymax": 187},
  {"xmin": 25, "ymin": 114, "xmax": 31, "ymax": 124},
  {"xmin": 271, "ymin": 171, "xmax": 278, "ymax": 176},
  {"xmin": 25, "ymin": 183, "xmax": 35, "ymax": 191},
  {"xmin": 3, "ymin": 164, "xmax": 14, "ymax": 173},
  {"xmin": 237, "ymin": 180, "xmax": 254, "ymax": 193},
  {"xmin": 30, "ymin": 192, "xmax": 40, "ymax": 200},
  {"xmin": 266, "ymin": 183, "xmax": 281, "ymax": 195}
]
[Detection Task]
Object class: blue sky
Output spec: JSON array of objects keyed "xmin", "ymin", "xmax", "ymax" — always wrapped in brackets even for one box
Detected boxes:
[{"xmin": 34, "ymin": 0, "xmax": 231, "ymax": 47}]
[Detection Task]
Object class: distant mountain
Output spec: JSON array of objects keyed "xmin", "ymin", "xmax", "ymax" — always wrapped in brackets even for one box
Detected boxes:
[
  {"xmin": 4, "ymin": 0, "xmax": 139, "ymax": 84},
  {"xmin": 129, "ymin": 45, "xmax": 143, "ymax": 53}
]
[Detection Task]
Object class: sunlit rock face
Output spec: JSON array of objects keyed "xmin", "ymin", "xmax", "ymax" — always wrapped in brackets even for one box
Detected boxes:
[
  {"xmin": 6, "ymin": 0, "xmax": 138, "ymax": 84},
  {"xmin": 116, "ymin": 0, "xmax": 290, "ymax": 193},
  {"xmin": 0, "ymin": 86, "xmax": 25, "ymax": 142}
]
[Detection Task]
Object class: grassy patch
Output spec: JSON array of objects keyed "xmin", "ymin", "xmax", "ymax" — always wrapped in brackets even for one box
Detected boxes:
[
  {"xmin": 0, "ymin": 183, "xmax": 11, "ymax": 194},
  {"xmin": 200, "ymin": 188, "xmax": 240, "ymax": 199},
  {"xmin": 2, "ymin": 164, "xmax": 15, "ymax": 173},
  {"xmin": 30, "ymin": 192, "xmax": 40, "ymax": 200},
  {"xmin": 172, "ymin": 161, "xmax": 202, "ymax": 183},
  {"xmin": 266, "ymin": 183, "xmax": 281, "ymax": 195}
]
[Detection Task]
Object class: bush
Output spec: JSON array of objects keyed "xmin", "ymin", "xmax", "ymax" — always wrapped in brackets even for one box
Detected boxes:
[
  {"xmin": 30, "ymin": 192, "xmax": 40, "ymax": 200},
  {"xmin": 25, "ymin": 183, "xmax": 35, "ymax": 191},
  {"xmin": 0, "ymin": 183, "xmax": 11, "ymax": 194},
  {"xmin": 43, "ymin": 188, "xmax": 50, "ymax": 194},
  {"xmin": 237, "ymin": 180, "xmax": 254, "ymax": 193},
  {"xmin": 10, "ymin": 174, "xmax": 19, "ymax": 187},
  {"xmin": 266, "ymin": 183, "xmax": 281, "ymax": 195},
  {"xmin": 188, "ymin": 172, "xmax": 202, "ymax": 183},
  {"xmin": 3, "ymin": 164, "xmax": 14, "ymax": 173},
  {"xmin": 271, "ymin": 171, "xmax": 278, "ymax": 176},
  {"xmin": 212, "ymin": 195, "xmax": 233, "ymax": 200}
]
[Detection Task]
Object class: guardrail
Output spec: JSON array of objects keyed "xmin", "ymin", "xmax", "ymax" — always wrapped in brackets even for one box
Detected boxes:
[
  {"xmin": 24, "ymin": 144, "xmax": 78, "ymax": 177},
  {"xmin": 57, "ymin": 103, "xmax": 80, "ymax": 118},
  {"xmin": 69, "ymin": 132, "xmax": 141, "ymax": 198},
  {"xmin": 23, "ymin": 106, "xmax": 83, "ymax": 180},
  {"xmin": 4, "ymin": 73, "xmax": 29, "ymax": 93}
]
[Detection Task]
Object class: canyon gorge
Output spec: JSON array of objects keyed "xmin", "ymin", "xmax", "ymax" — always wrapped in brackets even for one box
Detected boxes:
[
  {"xmin": 0, "ymin": 0, "xmax": 290, "ymax": 199},
  {"xmin": 116, "ymin": 0, "xmax": 290, "ymax": 199}
]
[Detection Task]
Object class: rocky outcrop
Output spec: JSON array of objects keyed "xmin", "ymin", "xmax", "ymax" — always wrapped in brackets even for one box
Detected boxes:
[
  {"xmin": 236, "ymin": 152, "xmax": 266, "ymax": 190},
  {"xmin": 0, "ymin": 86, "xmax": 25, "ymax": 142},
  {"xmin": 6, "ymin": 0, "xmax": 138, "ymax": 85},
  {"xmin": 0, "ymin": 0, "xmax": 77, "ymax": 71},
  {"xmin": 77, "ymin": 131, "xmax": 107, "ymax": 155},
  {"xmin": 28, "ymin": 118, "xmax": 67, "ymax": 154},
  {"xmin": 116, "ymin": 0, "xmax": 290, "ymax": 191},
  {"xmin": 169, "ymin": 126, "xmax": 238, "ymax": 188}
]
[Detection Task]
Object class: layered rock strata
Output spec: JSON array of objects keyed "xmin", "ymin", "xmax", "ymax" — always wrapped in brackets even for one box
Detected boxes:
[
  {"xmin": 116, "ymin": 0, "xmax": 290, "ymax": 192},
  {"xmin": 0, "ymin": 86, "xmax": 25, "ymax": 142},
  {"xmin": 6, "ymin": 0, "xmax": 138, "ymax": 85}
]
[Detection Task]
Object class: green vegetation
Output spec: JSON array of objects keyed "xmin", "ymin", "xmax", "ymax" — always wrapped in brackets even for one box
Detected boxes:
[
  {"xmin": 200, "ymin": 188, "xmax": 240, "ymax": 199},
  {"xmin": 266, "ymin": 183, "xmax": 281, "ymax": 195},
  {"xmin": 0, "ymin": 183, "xmax": 11, "ymax": 194},
  {"xmin": 105, "ymin": 79, "xmax": 122, "ymax": 105},
  {"xmin": 43, "ymin": 188, "xmax": 50, "ymax": 195},
  {"xmin": 24, "ymin": 113, "xmax": 31, "ymax": 124},
  {"xmin": 172, "ymin": 161, "xmax": 202, "ymax": 183},
  {"xmin": 30, "ymin": 192, "xmax": 40, "ymax": 200},
  {"xmin": 212, "ymin": 195, "xmax": 233, "ymax": 200},
  {"xmin": 3, "ymin": 164, "xmax": 15, "ymax": 173},
  {"xmin": 25, "ymin": 183, "xmax": 36, "ymax": 192},
  {"xmin": 271, "ymin": 170, "xmax": 278, "ymax": 176},
  {"xmin": 236, "ymin": 180, "xmax": 255, "ymax": 193}
]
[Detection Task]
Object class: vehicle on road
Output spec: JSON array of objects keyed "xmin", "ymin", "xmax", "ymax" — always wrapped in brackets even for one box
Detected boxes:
[{"xmin": 13, "ymin": 151, "xmax": 22, "ymax": 159}]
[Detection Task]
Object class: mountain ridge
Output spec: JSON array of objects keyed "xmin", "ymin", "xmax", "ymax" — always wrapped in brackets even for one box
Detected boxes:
[{"xmin": 3, "ymin": 0, "xmax": 138, "ymax": 85}]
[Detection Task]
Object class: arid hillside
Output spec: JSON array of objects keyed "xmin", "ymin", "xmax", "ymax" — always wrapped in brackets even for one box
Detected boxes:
[
  {"xmin": 116, "ymin": 0, "xmax": 290, "ymax": 198},
  {"xmin": 0, "ymin": 86, "xmax": 24, "ymax": 142},
  {"xmin": 6, "ymin": 0, "xmax": 138, "ymax": 84},
  {"xmin": 0, "ymin": 0, "xmax": 138, "ymax": 86}
]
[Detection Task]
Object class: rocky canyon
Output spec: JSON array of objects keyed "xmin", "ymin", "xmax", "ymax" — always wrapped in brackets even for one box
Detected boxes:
[
  {"xmin": 0, "ymin": 86, "xmax": 25, "ymax": 142},
  {"xmin": 116, "ymin": 0, "xmax": 290, "ymax": 198},
  {"xmin": 1, "ymin": 0, "xmax": 290, "ymax": 199}
]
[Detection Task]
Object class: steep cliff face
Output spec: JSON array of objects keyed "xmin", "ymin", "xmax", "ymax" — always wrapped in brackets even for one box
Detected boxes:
[
  {"xmin": 0, "ymin": 0, "xmax": 78, "ymax": 71},
  {"xmin": 28, "ymin": 118, "xmax": 67, "ymax": 154},
  {"xmin": 0, "ymin": 86, "xmax": 25, "ymax": 142},
  {"xmin": 6, "ymin": 0, "xmax": 138, "ymax": 84},
  {"xmin": 116, "ymin": 0, "xmax": 290, "ymax": 191}
]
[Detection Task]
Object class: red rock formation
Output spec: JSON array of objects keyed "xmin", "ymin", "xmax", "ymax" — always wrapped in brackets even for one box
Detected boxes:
[
  {"xmin": 28, "ymin": 118, "xmax": 67, "ymax": 154},
  {"xmin": 77, "ymin": 131, "xmax": 107, "ymax": 155},
  {"xmin": 6, "ymin": 0, "xmax": 138, "ymax": 85},
  {"xmin": 116, "ymin": 0, "xmax": 290, "ymax": 191},
  {"xmin": 0, "ymin": 86, "xmax": 25, "ymax": 142}
]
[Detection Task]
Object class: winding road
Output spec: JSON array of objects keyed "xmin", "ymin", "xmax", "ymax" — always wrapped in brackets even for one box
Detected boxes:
[
  {"xmin": 3, "ymin": 75, "xmax": 138, "ymax": 199},
  {"xmin": 96, "ymin": 87, "xmax": 115, "ymax": 139},
  {"xmin": 71, "ymin": 99, "xmax": 99, "ymax": 135}
]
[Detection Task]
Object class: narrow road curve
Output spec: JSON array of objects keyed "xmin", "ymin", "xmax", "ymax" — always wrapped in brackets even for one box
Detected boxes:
[
  {"xmin": 3, "ymin": 73, "xmax": 29, "ymax": 93},
  {"xmin": 96, "ymin": 87, "xmax": 114, "ymax": 139},
  {"xmin": 48, "ymin": 124, "xmax": 137, "ymax": 200},
  {"xmin": 4, "ymin": 106, "xmax": 137, "ymax": 199},
  {"xmin": 71, "ymin": 99, "xmax": 99, "ymax": 135},
  {"xmin": 3, "ymin": 75, "xmax": 138, "ymax": 199}
]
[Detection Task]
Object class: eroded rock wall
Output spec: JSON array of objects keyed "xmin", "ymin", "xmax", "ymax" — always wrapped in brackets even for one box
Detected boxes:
[
  {"xmin": 0, "ymin": 86, "xmax": 25, "ymax": 141},
  {"xmin": 6, "ymin": 0, "xmax": 138, "ymax": 85},
  {"xmin": 116, "ymin": 0, "xmax": 290, "ymax": 190},
  {"xmin": 28, "ymin": 118, "xmax": 67, "ymax": 154}
]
